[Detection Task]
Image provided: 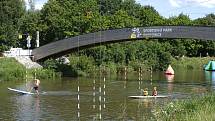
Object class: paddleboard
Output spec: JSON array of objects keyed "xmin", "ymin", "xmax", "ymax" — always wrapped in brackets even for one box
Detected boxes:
[
  {"xmin": 8, "ymin": 87, "xmax": 35, "ymax": 95},
  {"xmin": 129, "ymin": 95, "xmax": 169, "ymax": 99}
]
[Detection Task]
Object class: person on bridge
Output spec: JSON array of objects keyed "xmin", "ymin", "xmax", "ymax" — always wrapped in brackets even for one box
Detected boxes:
[
  {"xmin": 30, "ymin": 79, "xmax": 40, "ymax": 95},
  {"xmin": 152, "ymin": 87, "xmax": 158, "ymax": 96}
]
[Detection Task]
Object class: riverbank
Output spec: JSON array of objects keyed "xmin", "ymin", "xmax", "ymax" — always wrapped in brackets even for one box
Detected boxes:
[
  {"xmin": 1, "ymin": 56, "xmax": 214, "ymax": 81},
  {"xmin": 64, "ymin": 56, "xmax": 214, "ymax": 77},
  {"xmin": 172, "ymin": 56, "xmax": 215, "ymax": 70},
  {"xmin": 0, "ymin": 57, "xmax": 60, "ymax": 81},
  {"xmin": 155, "ymin": 93, "xmax": 215, "ymax": 121}
]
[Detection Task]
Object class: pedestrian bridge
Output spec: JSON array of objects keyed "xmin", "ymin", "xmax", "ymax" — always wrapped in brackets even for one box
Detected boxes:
[{"xmin": 32, "ymin": 26, "xmax": 215, "ymax": 61}]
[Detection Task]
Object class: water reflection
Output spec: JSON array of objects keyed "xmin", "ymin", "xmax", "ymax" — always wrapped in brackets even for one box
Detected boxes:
[
  {"xmin": 205, "ymin": 71, "xmax": 215, "ymax": 89},
  {"xmin": 77, "ymin": 78, "xmax": 80, "ymax": 120},
  {"xmin": 212, "ymin": 72, "xmax": 215, "ymax": 87},
  {"xmin": 92, "ymin": 79, "xmax": 96, "ymax": 109},
  {"xmin": 211, "ymin": 71, "xmax": 215, "ymax": 82},
  {"xmin": 165, "ymin": 74, "xmax": 174, "ymax": 82},
  {"xmin": 2, "ymin": 69, "xmax": 215, "ymax": 120},
  {"xmin": 165, "ymin": 74, "xmax": 175, "ymax": 93},
  {"xmin": 90, "ymin": 76, "xmax": 107, "ymax": 120},
  {"xmin": 205, "ymin": 71, "xmax": 211, "ymax": 81},
  {"xmin": 12, "ymin": 95, "xmax": 41, "ymax": 121},
  {"xmin": 103, "ymin": 77, "xmax": 106, "ymax": 109},
  {"xmin": 130, "ymin": 98, "xmax": 158, "ymax": 120},
  {"xmin": 35, "ymin": 96, "xmax": 40, "ymax": 113}
]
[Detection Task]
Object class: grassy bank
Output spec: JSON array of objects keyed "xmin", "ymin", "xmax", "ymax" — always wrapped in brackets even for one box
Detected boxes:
[
  {"xmin": 171, "ymin": 57, "xmax": 215, "ymax": 70},
  {"xmin": 154, "ymin": 93, "xmax": 215, "ymax": 121},
  {"xmin": 1, "ymin": 56, "xmax": 214, "ymax": 80},
  {"xmin": 0, "ymin": 58, "xmax": 61, "ymax": 81},
  {"xmin": 43, "ymin": 56, "xmax": 215, "ymax": 77}
]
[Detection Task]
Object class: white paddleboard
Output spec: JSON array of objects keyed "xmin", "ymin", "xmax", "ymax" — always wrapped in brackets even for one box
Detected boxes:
[
  {"xmin": 129, "ymin": 95, "xmax": 169, "ymax": 99},
  {"xmin": 8, "ymin": 87, "xmax": 35, "ymax": 95}
]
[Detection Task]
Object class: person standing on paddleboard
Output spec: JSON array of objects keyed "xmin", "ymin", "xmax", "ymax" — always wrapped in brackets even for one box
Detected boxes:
[{"xmin": 30, "ymin": 79, "xmax": 40, "ymax": 95}]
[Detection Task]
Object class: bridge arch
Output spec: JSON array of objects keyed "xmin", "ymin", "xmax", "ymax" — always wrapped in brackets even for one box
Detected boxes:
[{"xmin": 32, "ymin": 26, "xmax": 215, "ymax": 61}]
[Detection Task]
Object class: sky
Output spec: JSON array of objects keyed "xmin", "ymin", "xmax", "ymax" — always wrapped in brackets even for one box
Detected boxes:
[
  {"xmin": 28, "ymin": 0, "xmax": 215, "ymax": 19},
  {"xmin": 24, "ymin": 0, "xmax": 47, "ymax": 10},
  {"xmin": 136, "ymin": 0, "xmax": 215, "ymax": 19}
]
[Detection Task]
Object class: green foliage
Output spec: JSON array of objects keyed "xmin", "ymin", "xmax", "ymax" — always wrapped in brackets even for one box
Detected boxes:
[
  {"xmin": 171, "ymin": 57, "xmax": 214, "ymax": 70},
  {"xmin": 193, "ymin": 14, "xmax": 215, "ymax": 26},
  {"xmin": 67, "ymin": 54, "xmax": 95, "ymax": 76},
  {"xmin": 0, "ymin": 58, "xmax": 60, "ymax": 81},
  {"xmin": 97, "ymin": 0, "xmax": 122, "ymax": 15},
  {"xmin": 167, "ymin": 13, "xmax": 192, "ymax": 25},
  {"xmin": 121, "ymin": 0, "xmax": 142, "ymax": 17},
  {"xmin": 129, "ymin": 61, "xmax": 146, "ymax": 71},
  {"xmin": 18, "ymin": 11, "xmax": 42, "ymax": 48},
  {"xmin": 1, "ymin": 0, "xmax": 215, "ymax": 77},
  {"xmin": 167, "ymin": 39, "xmax": 187, "ymax": 57},
  {"xmin": 33, "ymin": 68, "xmax": 61, "ymax": 80},
  {"xmin": 0, "ymin": 58, "xmax": 26, "ymax": 81},
  {"xmin": 40, "ymin": 0, "xmax": 101, "ymax": 44},
  {"xmin": 1, "ymin": 0, "xmax": 215, "ymax": 56},
  {"xmin": 155, "ymin": 93, "xmax": 215, "ymax": 121},
  {"xmin": 0, "ymin": 0, "xmax": 25, "ymax": 51},
  {"xmin": 138, "ymin": 6, "xmax": 165, "ymax": 26},
  {"xmin": 81, "ymin": 40, "xmax": 173, "ymax": 72},
  {"xmin": 109, "ymin": 10, "xmax": 139, "ymax": 29},
  {"xmin": 102, "ymin": 62, "xmax": 117, "ymax": 74},
  {"xmin": 43, "ymin": 59, "xmax": 58, "ymax": 70}
]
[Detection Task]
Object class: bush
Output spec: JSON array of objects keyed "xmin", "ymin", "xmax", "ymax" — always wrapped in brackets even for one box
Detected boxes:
[
  {"xmin": 0, "ymin": 58, "xmax": 60, "ymax": 81},
  {"xmin": 172, "ymin": 57, "xmax": 215, "ymax": 70},
  {"xmin": 155, "ymin": 93, "xmax": 215, "ymax": 121},
  {"xmin": 0, "ymin": 58, "xmax": 26, "ymax": 81},
  {"xmin": 30, "ymin": 69, "xmax": 61, "ymax": 80}
]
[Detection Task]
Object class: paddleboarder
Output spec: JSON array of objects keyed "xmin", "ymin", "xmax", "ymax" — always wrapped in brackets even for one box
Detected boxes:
[{"xmin": 30, "ymin": 79, "xmax": 40, "ymax": 95}]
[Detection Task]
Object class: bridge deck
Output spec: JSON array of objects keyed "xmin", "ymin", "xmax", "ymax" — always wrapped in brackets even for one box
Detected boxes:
[{"xmin": 32, "ymin": 26, "xmax": 215, "ymax": 61}]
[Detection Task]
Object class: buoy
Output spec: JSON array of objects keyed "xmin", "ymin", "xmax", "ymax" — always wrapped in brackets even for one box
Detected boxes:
[{"xmin": 165, "ymin": 65, "xmax": 174, "ymax": 75}]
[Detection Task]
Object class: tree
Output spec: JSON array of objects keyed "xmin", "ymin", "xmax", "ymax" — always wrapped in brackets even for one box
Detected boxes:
[
  {"xmin": 40, "ymin": 0, "xmax": 102, "ymax": 45},
  {"xmin": 121, "ymin": 0, "xmax": 142, "ymax": 17},
  {"xmin": 167, "ymin": 13, "xmax": 192, "ymax": 25},
  {"xmin": 193, "ymin": 13, "xmax": 215, "ymax": 26},
  {"xmin": 109, "ymin": 10, "xmax": 139, "ymax": 29},
  {"xmin": 97, "ymin": 0, "xmax": 122, "ymax": 15},
  {"xmin": 18, "ymin": 11, "xmax": 42, "ymax": 49},
  {"xmin": 138, "ymin": 6, "xmax": 165, "ymax": 26},
  {"xmin": 28, "ymin": 0, "xmax": 35, "ymax": 11},
  {"xmin": 0, "ymin": 0, "xmax": 25, "ymax": 51},
  {"xmin": 182, "ymin": 39, "xmax": 203, "ymax": 57}
]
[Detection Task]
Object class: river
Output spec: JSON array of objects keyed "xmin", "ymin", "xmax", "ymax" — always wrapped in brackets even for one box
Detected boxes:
[{"xmin": 0, "ymin": 69, "xmax": 214, "ymax": 120}]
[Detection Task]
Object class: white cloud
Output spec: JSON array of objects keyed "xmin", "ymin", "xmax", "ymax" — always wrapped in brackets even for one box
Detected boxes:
[
  {"xmin": 169, "ymin": 0, "xmax": 215, "ymax": 8},
  {"xmin": 169, "ymin": 0, "xmax": 181, "ymax": 7},
  {"xmin": 187, "ymin": 0, "xmax": 215, "ymax": 8}
]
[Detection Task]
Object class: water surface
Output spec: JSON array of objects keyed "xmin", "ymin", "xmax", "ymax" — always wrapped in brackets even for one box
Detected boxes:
[{"xmin": 0, "ymin": 70, "xmax": 214, "ymax": 120}]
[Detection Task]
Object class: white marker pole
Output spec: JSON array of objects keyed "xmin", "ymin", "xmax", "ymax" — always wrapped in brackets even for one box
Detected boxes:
[{"xmin": 36, "ymin": 31, "xmax": 39, "ymax": 47}]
